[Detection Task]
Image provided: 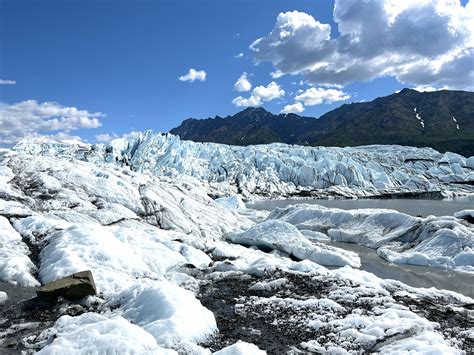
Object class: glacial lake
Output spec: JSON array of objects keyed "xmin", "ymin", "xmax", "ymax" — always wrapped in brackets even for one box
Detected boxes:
[
  {"xmin": 326, "ymin": 241, "xmax": 474, "ymax": 298},
  {"xmin": 247, "ymin": 196, "xmax": 474, "ymax": 217},
  {"xmin": 247, "ymin": 196, "xmax": 474, "ymax": 297}
]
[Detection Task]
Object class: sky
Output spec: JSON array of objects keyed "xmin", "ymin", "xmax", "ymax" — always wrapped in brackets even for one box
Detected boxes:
[{"xmin": 0, "ymin": 0, "xmax": 473, "ymax": 145}]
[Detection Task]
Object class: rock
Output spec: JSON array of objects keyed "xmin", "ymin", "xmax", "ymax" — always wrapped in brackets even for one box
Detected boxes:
[{"xmin": 36, "ymin": 271, "xmax": 97, "ymax": 302}]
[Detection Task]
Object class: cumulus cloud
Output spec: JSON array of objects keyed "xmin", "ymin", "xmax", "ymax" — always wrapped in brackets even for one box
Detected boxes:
[
  {"xmin": 270, "ymin": 70, "xmax": 284, "ymax": 79},
  {"xmin": 178, "ymin": 68, "xmax": 207, "ymax": 82},
  {"xmin": 0, "ymin": 100, "xmax": 103, "ymax": 145},
  {"xmin": 232, "ymin": 81, "xmax": 285, "ymax": 107},
  {"xmin": 234, "ymin": 72, "xmax": 252, "ymax": 92},
  {"xmin": 281, "ymin": 102, "xmax": 305, "ymax": 114},
  {"xmin": 0, "ymin": 79, "xmax": 16, "ymax": 85},
  {"xmin": 250, "ymin": 1, "xmax": 474, "ymax": 90},
  {"xmin": 234, "ymin": 53, "xmax": 244, "ymax": 59},
  {"xmin": 41, "ymin": 132, "xmax": 85, "ymax": 144},
  {"xmin": 95, "ymin": 133, "xmax": 118, "ymax": 143},
  {"xmin": 295, "ymin": 87, "xmax": 351, "ymax": 106}
]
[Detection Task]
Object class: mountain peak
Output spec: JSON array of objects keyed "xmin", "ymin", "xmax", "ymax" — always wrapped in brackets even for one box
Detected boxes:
[
  {"xmin": 399, "ymin": 88, "xmax": 417, "ymax": 93},
  {"xmin": 240, "ymin": 107, "xmax": 269, "ymax": 114},
  {"xmin": 170, "ymin": 89, "xmax": 474, "ymax": 156}
]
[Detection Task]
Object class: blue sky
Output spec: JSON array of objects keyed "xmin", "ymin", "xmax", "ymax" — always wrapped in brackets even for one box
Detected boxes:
[{"xmin": 1, "ymin": 0, "xmax": 472, "ymax": 144}]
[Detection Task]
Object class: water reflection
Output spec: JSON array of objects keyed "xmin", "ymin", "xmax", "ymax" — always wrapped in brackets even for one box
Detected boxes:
[
  {"xmin": 247, "ymin": 196, "xmax": 474, "ymax": 217},
  {"xmin": 327, "ymin": 241, "xmax": 474, "ymax": 298}
]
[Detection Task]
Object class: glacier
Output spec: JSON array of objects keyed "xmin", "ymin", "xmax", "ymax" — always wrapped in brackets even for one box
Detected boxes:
[
  {"xmin": 0, "ymin": 133, "xmax": 473, "ymax": 354},
  {"xmin": 267, "ymin": 204, "xmax": 474, "ymax": 272},
  {"xmin": 12, "ymin": 131, "xmax": 474, "ymax": 199}
]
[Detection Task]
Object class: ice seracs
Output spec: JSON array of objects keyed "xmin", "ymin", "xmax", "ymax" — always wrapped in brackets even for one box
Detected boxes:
[{"xmin": 12, "ymin": 132, "xmax": 474, "ymax": 199}]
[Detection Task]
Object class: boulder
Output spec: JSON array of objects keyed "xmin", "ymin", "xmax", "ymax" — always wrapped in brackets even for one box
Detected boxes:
[{"xmin": 36, "ymin": 270, "xmax": 97, "ymax": 302}]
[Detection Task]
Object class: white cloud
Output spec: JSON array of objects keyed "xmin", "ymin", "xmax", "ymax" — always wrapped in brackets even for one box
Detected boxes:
[
  {"xmin": 295, "ymin": 87, "xmax": 351, "ymax": 106},
  {"xmin": 95, "ymin": 133, "xmax": 118, "ymax": 143},
  {"xmin": 0, "ymin": 79, "xmax": 16, "ymax": 85},
  {"xmin": 232, "ymin": 81, "xmax": 285, "ymax": 107},
  {"xmin": 0, "ymin": 100, "xmax": 103, "ymax": 145},
  {"xmin": 234, "ymin": 53, "xmax": 244, "ymax": 59},
  {"xmin": 41, "ymin": 132, "xmax": 85, "ymax": 144},
  {"xmin": 234, "ymin": 72, "xmax": 252, "ymax": 92},
  {"xmin": 270, "ymin": 70, "xmax": 284, "ymax": 79},
  {"xmin": 412, "ymin": 85, "xmax": 438, "ymax": 92},
  {"xmin": 178, "ymin": 68, "xmax": 207, "ymax": 82},
  {"xmin": 250, "ymin": 1, "xmax": 474, "ymax": 90},
  {"xmin": 281, "ymin": 102, "xmax": 305, "ymax": 114}
]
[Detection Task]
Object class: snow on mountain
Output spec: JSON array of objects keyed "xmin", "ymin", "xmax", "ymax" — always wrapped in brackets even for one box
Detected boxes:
[
  {"xmin": 12, "ymin": 132, "xmax": 474, "ymax": 199},
  {"xmin": 453, "ymin": 116, "xmax": 460, "ymax": 130},
  {"xmin": 414, "ymin": 107, "xmax": 425, "ymax": 129},
  {"xmin": 1, "ymin": 137, "xmax": 473, "ymax": 353}
]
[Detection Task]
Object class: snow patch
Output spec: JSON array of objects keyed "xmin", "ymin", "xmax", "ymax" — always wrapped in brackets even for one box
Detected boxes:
[
  {"xmin": 36, "ymin": 313, "xmax": 177, "ymax": 354},
  {"xmin": 0, "ymin": 216, "xmax": 39, "ymax": 287},
  {"xmin": 214, "ymin": 341, "xmax": 267, "ymax": 354},
  {"xmin": 112, "ymin": 281, "xmax": 217, "ymax": 349}
]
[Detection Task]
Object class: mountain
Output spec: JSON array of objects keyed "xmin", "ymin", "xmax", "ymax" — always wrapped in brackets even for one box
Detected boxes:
[{"xmin": 170, "ymin": 89, "xmax": 474, "ymax": 157}]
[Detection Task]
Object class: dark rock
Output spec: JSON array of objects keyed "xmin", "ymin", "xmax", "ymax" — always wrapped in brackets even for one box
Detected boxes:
[
  {"xmin": 36, "ymin": 270, "xmax": 97, "ymax": 302},
  {"xmin": 170, "ymin": 89, "xmax": 474, "ymax": 157}
]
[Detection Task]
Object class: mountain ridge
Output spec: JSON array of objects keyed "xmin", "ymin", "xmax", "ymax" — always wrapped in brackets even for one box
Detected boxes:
[{"xmin": 170, "ymin": 89, "xmax": 474, "ymax": 157}]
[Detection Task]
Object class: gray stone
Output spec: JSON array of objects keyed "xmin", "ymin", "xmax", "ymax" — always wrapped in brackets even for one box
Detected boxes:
[{"xmin": 36, "ymin": 270, "xmax": 97, "ymax": 302}]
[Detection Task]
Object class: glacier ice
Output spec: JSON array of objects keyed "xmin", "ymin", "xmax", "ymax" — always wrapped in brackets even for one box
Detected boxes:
[
  {"xmin": 12, "ymin": 132, "xmax": 474, "ymax": 199},
  {"xmin": 36, "ymin": 313, "xmax": 177, "ymax": 355},
  {"xmin": 0, "ymin": 134, "xmax": 473, "ymax": 353},
  {"xmin": 267, "ymin": 203, "xmax": 474, "ymax": 272},
  {"xmin": 227, "ymin": 220, "xmax": 360, "ymax": 267}
]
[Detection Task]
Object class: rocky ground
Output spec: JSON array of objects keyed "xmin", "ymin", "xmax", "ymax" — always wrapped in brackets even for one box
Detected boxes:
[
  {"xmin": 198, "ymin": 269, "xmax": 474, "ymax": 354},
  {"xmin": 0, "ymin": 282, "xmax": 102, "ymax": 353}
]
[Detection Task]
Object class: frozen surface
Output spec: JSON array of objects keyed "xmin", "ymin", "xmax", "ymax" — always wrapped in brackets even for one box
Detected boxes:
[
  {"xmin": 0, "ymin": 136, "xmax": 472, "ymax": 353},
  {"xmin": 227, "ymin": 220, "xmax": 360, "ymax": 267},
  {"xmin": 214, "ymin": 341, "xmax": 267, "ymax": 354},
  {"xmin": 268, "ymin": 204, "xmax": 474, "ymax": 272},
  {"xmin": 215, "ymin": 195, "xmax": 246, "ymax": 210},
  {"xmin": 0, "ymin": 216, "xmax": 39, "ymax": 287},
  {"xmin": 12, "ymin": 133, "xmax": 474, "ymax": 198},
  {"xmin": 112, "ymin": 281, "xmax": 217, "ymax": 349},
  {"xmin": 36, "ymin": 313, "xmax": 177, "ymax": 354},
  {"xmin": 455, "ymin": 209, "xmax": 474, "ymax": 221}
]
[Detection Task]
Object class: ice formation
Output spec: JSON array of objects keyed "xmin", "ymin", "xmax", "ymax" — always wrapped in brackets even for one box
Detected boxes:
[
  {"xmin": 12, "ymin": 132, "xmax": 474, "ymax": 199},
  {"xmin": 267, "ymin": 204, "xmax": 474, "ymax": 272},
  {"xmin": 0, "ymin": 135, "xmax": 472, "ymax": 353}
]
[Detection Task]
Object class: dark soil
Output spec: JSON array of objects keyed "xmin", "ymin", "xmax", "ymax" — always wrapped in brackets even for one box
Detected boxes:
[
  {"xmin": 198, "ymin": 270, "xmax": 474, "ymax": 354},
  {"xmin": 0, "ymin": 282, "xmax": 98, "ymax": 354}
]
